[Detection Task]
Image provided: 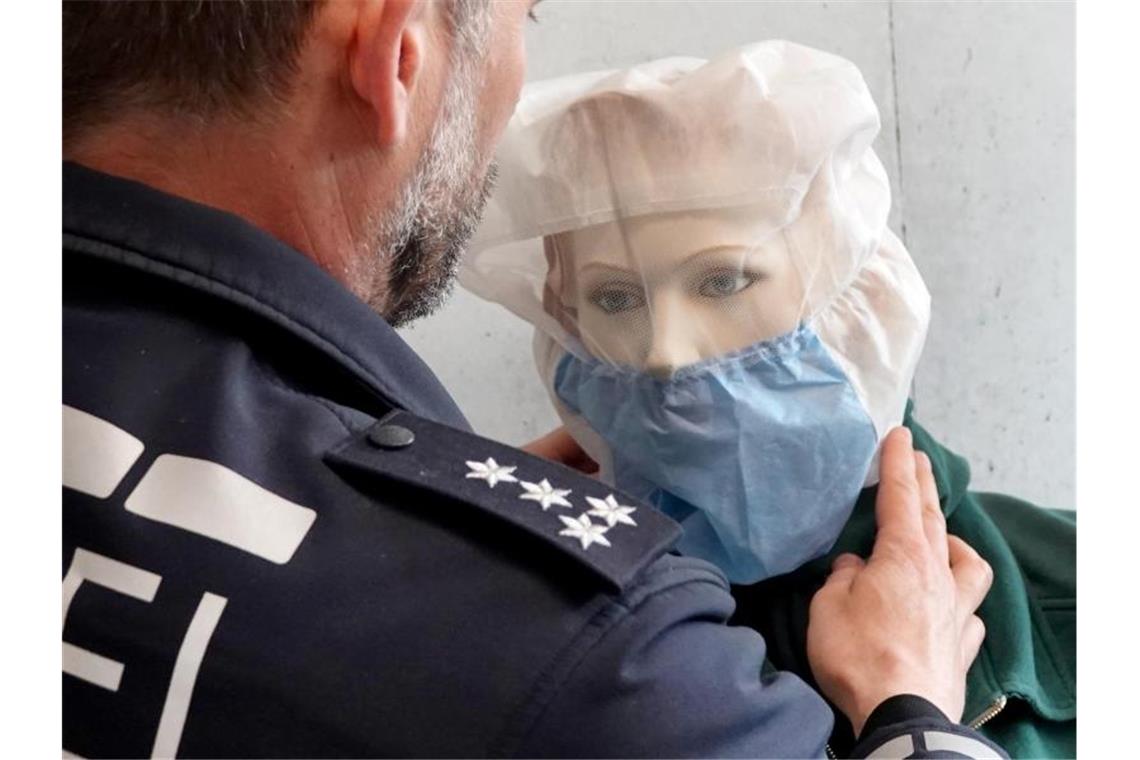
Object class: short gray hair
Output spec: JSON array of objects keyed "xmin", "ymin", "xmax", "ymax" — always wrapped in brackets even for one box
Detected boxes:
[{"xmin": 63, "ymin": 0, "xmax": 493, "ymax": 145}]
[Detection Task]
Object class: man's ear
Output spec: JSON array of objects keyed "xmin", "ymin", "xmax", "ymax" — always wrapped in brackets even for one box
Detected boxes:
[{"xmin": 349, "ymin": 0, "xmax": 426, "ymax": 148}]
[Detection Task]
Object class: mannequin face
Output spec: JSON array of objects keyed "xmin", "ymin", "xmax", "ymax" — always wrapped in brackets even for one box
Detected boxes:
[{"xmin": 551, "ymin": 206, "xmax": 808, "ymax": 375}]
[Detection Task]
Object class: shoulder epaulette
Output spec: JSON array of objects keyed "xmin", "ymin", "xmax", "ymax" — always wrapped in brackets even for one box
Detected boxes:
[{"xmin": 325, "ymin": 410, "xmax": 682, "ymax": 591}]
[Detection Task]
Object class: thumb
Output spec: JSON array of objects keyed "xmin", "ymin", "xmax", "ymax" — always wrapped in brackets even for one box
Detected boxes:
[{"xmin": 521, "ymin": 427, "xmax": 599, "ymax": 473}]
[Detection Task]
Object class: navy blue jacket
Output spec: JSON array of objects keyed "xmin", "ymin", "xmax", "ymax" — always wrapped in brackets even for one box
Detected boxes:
[{"xmin": 62, "ymin": 162, "xmax": 1006, "ymax": 758}]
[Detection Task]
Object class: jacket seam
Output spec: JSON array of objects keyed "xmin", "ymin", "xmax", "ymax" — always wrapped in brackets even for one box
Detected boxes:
[{"xmin": 488, "ymin": 569, "xmax": 729, "ymax": 757}]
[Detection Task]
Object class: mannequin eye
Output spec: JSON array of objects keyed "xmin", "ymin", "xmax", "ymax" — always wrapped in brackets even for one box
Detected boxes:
[
  {"xmin": 588, "ymin": 282, "xmax": 646, "ymax": 314},
  {"xmin": 696, "ymin": 269, "xmax": 762, "ymax": 298}
]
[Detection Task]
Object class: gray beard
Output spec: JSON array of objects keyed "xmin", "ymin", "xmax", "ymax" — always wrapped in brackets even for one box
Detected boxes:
[
  {"xmin": 368, "ymin": 38, "xmax": 496, "ymax": 328},
  {"xmin": 382, "ymin": 161, "xmax": 497, "ymax": 328}
]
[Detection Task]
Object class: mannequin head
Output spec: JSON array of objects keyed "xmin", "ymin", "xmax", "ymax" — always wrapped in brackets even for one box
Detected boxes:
[{"xmin": 463, "ymin": 44, "xmax": 932, "ymax": 538}]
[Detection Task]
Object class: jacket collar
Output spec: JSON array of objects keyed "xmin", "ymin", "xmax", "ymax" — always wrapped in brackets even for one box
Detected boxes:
[{"xmin": 63, "ymin": 161, "xmax": 468, "ymax": 429}]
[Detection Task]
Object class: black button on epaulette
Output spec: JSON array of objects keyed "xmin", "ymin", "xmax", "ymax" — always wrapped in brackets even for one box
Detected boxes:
[{"xmin": 367, "ymin": 423, "xmax": 416, "ymax": 449}]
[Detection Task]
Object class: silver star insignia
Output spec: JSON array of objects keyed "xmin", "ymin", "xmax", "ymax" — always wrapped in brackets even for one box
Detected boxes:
[
  {"xmin": 464, "ymin": 457, "xmax": 518, "ymax": 488},
  {"xmin": 558, "ymin": 513, "xmax": 612, "ymax": 550},
  {"xmin": 586, "ymin": 494, "xmax": 638, "ymax": 528},
  {"xmin": 519, "ymin": 478, "xmax": 573, "ymax": 510}
]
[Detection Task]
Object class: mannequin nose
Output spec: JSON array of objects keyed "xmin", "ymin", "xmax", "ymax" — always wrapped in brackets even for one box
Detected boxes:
[{"xmin": 643, "ymin": 299, "xmax": 703, "ymax": 378}]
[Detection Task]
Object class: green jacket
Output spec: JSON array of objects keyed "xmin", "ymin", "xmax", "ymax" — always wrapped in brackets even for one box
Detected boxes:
[{"xmin": 731, "ymin": 407, "xmax": 1076, "ymax": 758}]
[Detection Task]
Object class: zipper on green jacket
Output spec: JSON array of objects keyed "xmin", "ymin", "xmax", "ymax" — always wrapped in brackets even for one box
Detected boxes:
[{"xmin": 967, "ymin": 694, "xmax": 1008, "ymax": 730}]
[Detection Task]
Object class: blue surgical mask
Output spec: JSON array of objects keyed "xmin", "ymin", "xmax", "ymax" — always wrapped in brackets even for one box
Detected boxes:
[{"xmin": 553, "ymin": 323, "xmax": 878, "ymax": 584}]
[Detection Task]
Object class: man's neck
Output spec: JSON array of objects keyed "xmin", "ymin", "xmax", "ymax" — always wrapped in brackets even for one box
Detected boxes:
[{"xmin": 65, "ymin": 114, "xmax": 373, "ymax": 291}]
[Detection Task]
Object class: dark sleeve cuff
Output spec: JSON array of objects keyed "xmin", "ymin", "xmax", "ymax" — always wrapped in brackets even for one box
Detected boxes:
[
  {"xmin": 850, "ymin": 694, "xmax": 1009, "ymax": 759},
  {"xmin": 858, "ymin": 693, "xmax": 950, "ymax": 740}
]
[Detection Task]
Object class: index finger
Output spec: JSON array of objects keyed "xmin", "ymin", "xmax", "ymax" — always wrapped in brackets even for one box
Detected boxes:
[{"xmin": 873, "ymin": 427, "xmax": 925, "ymax": 546}]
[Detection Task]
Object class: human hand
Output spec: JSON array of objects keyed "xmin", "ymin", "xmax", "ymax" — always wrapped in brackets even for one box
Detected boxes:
[
  {"xmin": 521, "ymin": 427, "xmax": 599, "ymax": 475},
  {"xmin": 805, "ymin": 427, "xmax": 993, "ymax": 736}
]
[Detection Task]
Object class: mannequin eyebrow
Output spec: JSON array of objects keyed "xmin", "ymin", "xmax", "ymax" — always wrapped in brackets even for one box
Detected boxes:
[
  {"xmin": 579, "ymin": 244, "xmax": 762, "ymax": 277},
  {"xmin": 579, "ymin": 262, "xmax": 638, "ymax": 277},
  {"xmin": 678, "ymin": 244, "xmax": 761, "ymax": 268}
]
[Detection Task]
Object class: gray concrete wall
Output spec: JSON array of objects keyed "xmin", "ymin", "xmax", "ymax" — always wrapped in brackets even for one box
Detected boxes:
[{"xmin": 401, "ymin": 0, "xmax": 1075, "ymax": 508}]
